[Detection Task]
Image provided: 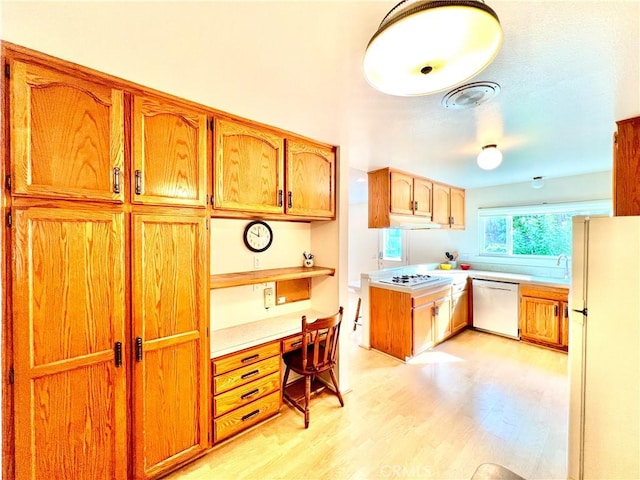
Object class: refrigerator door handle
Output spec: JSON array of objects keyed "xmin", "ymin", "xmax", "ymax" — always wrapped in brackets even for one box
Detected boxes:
[{"xmin": 572, "ymin": 308, "xmax": 588, "ymax": 316}]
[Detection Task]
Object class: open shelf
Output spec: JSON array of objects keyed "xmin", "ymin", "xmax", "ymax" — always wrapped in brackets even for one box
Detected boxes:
[{"xmin": 210, "ymin": 265, "xmax": 335, "ymax": 289}]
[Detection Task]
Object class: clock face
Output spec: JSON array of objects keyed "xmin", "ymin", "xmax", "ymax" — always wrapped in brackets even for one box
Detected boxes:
[{"xmin": 243, "ymin": 221, "xmax": 273, "ymax": 252}]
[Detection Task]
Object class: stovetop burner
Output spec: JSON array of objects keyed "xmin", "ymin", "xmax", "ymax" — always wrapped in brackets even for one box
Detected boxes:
[{"xmin": 378, "ymin": 273, "xmax": 440, "ymax": 286}]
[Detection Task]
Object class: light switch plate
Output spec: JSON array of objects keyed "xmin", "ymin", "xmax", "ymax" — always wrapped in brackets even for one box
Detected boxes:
[{"xmin": 264, "ymin": 287, "xmax": 275, "ymax": 309}]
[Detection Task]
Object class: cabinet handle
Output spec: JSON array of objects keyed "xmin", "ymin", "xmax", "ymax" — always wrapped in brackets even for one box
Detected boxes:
[
  {"xmin": 290, "ymin": 341, "xmax": 302, "ymax": 348},
  {"xmin": 449, "ymin": 216, "xmax": 454, "ymax": 225},
  {"xmin": 564, "ymin": 305, "xmax": 569, "ymax": 317},
  {"xmin": 241, "ymin": 369, "xmax": 260, "ymax": 380},
  {"xmin": 114, "ymin": 341, "xmax": 122, "ymax": 367},
  {"xmin": 241, "ymin": 389, "xmax": 260, "ymax": 400},
  {"xmin": 287, "ymin": 191, "xmax": 293, "ymax": 209},
  {"xmin": 241, "ymin": 354, "xmax": 259, "ymax": 363},
  {"xmin": 414, "ymin": 201, "xmax": 418, "ymax": 210},
  {"xmin": 135, "ymin": 170, "xmax": 142, "ymax": 195},
  {"xmin": 113, "ymin": 167, "xmax": 121, "ymax": 194},
  {"xmin": 278, "ymin": 190, "xmax": 283, "ymax": 207},
  {"xmin": 554, "ymin": 305, "xmax": 559, "ymax": 317},
  {"xmin": 241, "ymin": 409, "xmax": 260, "ymax": 422},
  {"xmin": 135, "ymin": 337, "xmax": 143, "ymax": 362}
]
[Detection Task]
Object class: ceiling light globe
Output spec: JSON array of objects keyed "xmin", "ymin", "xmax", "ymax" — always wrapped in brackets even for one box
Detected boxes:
[
  {"xmin": 363, "ymin": 0, "xmax": 503, "ymax": 96},
  {"xmin": 477, "ymin": 144, "xmax": 502, "ymax": 170}
]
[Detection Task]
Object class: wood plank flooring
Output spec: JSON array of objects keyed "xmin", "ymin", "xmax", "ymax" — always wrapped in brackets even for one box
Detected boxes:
[{"xmin": 167, "ymin": 329, "xmax": 568, "ymax": 480}]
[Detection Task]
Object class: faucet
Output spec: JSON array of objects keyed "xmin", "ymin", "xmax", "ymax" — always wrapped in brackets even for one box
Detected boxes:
[{"xmin": 557, "ymin": 254, "xmax": 570, "ymax": 279}]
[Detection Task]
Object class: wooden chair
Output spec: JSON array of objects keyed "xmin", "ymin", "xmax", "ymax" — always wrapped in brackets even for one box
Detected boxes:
[
  {"xmin": 282, "ymin": 307, "xmax": 345, "ymax": 428},
  {"xmin": 352, "ymin": 297, "xmax": 362, "ymax": 331}
]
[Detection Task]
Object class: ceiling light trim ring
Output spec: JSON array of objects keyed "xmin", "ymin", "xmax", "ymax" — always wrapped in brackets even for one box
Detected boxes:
[{"xmin": 368, "ymin": 0, "xmax": 501, "ymax": 49}]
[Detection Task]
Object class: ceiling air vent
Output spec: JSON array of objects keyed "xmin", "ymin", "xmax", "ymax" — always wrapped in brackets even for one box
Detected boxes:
[{"xmin": 441, "ymin": 81, "xmax": 501, "ymax": 110}]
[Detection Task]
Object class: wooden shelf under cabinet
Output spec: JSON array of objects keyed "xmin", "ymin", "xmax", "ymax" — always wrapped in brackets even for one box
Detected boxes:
[{"xmin": 210, "ymin": 266, "xmax": 335, "ymax": 289}]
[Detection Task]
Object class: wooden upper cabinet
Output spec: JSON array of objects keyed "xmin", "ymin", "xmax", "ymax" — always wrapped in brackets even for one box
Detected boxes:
[
  {"xmin": 131, "ymin": 212, "xmax": 209, "ymax": 479},
  {"xmin": 132, "ymin": 95, "xmax": 208, "ymax": 207},
  {"xmin": 213, "ymin": 117, "xmax": 284, "ymax": 214},
  {"xmin": 390, "ymin": 171, "xmax": 414, "ymax": 215},
  {"xmin": 413, "ymin": 177, "xmax": 433, "ymax": 217},
  {"xmin": 12, "ymin": 205, "xmax": 127, "ymax": 480},
  {"xmin": 9, "ymin": 59, "xmax": 125, "ymax": 202},
  {"xmin": 285, "ymin": 138, "xmax": 336, "ymax": 219},
  {"xmin": 432, "ymin": 183, "xmax": 465, "ymax": 229},
  {"xmin": 613, "ymin": 116, "xmax": 640, "ymax": 216}
]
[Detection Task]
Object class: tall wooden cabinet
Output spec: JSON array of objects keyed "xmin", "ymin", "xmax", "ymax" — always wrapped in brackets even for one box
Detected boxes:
[
  {"xmin": 5, "ymin": 46, "xmax": 209, "ymax": 480},
  {"xmin": 12, "ymin": 205, "xmax": 127, "ymax": 480},
  {"xmin": 613, "ymin": 116, "xmax": 640, "ymax": 216},
  {"xmin": 132, "ymin": 213, "xmax": 208, "ymax": 478}
]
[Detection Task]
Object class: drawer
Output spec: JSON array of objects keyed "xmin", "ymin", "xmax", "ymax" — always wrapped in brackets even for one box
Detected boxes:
[
  {"xmin": 212, "ymin": 341, "xmax": 280, "ymax": 376},
  {"xmin": 412, "ymin": 286, "xmax": 450, "ymax": 308},
  {"xmin": 213, "ymin": 371, "xmax": 280, "ymax": 417},
  {"xmin": 213, "ymin": 355, "xmax": 280, "ymax": 395},
  {"xmin": 282, "ymin": 335, "xmax": 303, "ymax": 353},
  {"xmin": 214, "ymin": 390, "xmax": 281, "ymax": 443}
]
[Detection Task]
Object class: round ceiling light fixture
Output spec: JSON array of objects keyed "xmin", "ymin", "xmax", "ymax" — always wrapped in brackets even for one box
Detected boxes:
[
  {"xmin": 441, "ymin": 81, "xmax": 501, "ymax": 109},
  {"xmin": 477, "ymin": 144, "xmax": 502, "ymax": 170},
  {"xmin": 363, "ymin": 0, "xmax": 503, "ymax": 96}
]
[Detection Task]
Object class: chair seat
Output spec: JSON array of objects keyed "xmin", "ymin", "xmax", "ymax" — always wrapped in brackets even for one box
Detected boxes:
[{"xmin": 283, "ymin": 346, "xmax": 332, "ymax": 374}]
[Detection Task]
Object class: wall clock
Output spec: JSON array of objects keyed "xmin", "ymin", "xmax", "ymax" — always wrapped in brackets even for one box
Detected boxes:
[{"xmin": 243, "ymin": 220, "xmax": 273, "ymax": 252}]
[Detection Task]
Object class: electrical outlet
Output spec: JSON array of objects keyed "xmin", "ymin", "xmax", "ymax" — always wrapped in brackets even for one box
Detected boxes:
[
  {"xmin": 264, "ymin": 287, "xmax": 275, "ymax": 309},
  {"xmin": 253, "ymin": 256, "xmax": 260, "ymax": 269},
  {"xmin": 277, "ymin": 296, "xmax": 286, "ymax": 304}
]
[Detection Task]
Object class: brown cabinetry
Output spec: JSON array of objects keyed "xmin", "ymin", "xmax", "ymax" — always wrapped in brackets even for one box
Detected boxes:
[
  {"xmin": 213, "ymin": 118, "xmax": 336, "ymax": 219},
  {"xmin": 368, "ymin": 168, "xmax": 435, "ymax": 228},
  {"xmin": 451, "ymin": 278, "xmax": 470, "ymax": 335},
  {"xmin": 131, "ymin": 212, "xmax": 209, "ymax": 478},
  {"xmin": 613, "ymin": 116, "xmax": 640, "ymax": 216},
  {"xmin": 12, "ymin": 204, "xmax": 127, "ymax": 480},
  {"xmin": 433, "ymin": 183, "xmax": 465, "ymax": 229},
  {"xmin": 285, "ymin": 138, "xmax": 336, "ymax": 219},
  {"xmin": 519, "ymin": 284, "xmax": 569, "ymax": 351},
  {"xmin": 132, "ymin": 95, "xmax": 208, "ymax": 207},
  {"xmin": 9, "ymin": 59, "xmax": 125, "ymax": 202},
  {"xmin": 211, "ymin": 342, "xmax": 281, "ymax": 443},
  {"xmin": 370, "ymin": 285, "xmax": 454, "ymax": 360}
]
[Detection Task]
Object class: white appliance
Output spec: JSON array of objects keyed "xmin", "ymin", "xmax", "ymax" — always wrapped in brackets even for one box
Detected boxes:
[
  {"xmin": 568, "ymin": 216, "xmax": 640, "ymax": 480},
  {"xmin": 472, "ymin": 278, "xmax": 519, "ymax": 339}
]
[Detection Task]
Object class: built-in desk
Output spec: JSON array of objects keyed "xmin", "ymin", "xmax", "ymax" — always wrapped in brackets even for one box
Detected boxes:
[{"xmin": 209, "ymin": 309, "xmax": 331, "ymax": 444}]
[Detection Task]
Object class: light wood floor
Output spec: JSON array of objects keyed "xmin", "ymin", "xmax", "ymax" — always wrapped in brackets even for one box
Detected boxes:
[{"xmin": 167, "ymin": 325, "xmax": 568, "ymax": 480}]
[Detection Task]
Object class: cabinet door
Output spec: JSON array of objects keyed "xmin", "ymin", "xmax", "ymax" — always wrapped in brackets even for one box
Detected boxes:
[
  {"xmin": 450, "ymin": 187, "xmax": 465, "ymax": 229},
  {"xmin": 132, "ymin": 95, "xmax": 208, "ymax": 207},
  {"xmin": 434, "ymin": 296, "xmax": 452, "ymax": 343},
  {"xmin": 10, "ymin": 59, "xmax": 124, "ymax": 202},
  {"xmin": 560, "ymin": 301, "xmax": 569, "ymax": 349},
  {"xmin": 613, "ymin": 117, "xmax": 640, "ymax": 216},
  {"xmin": 13, "ymin": 206, "xmax": 127, "ymax": 480},
  {"xmin": 132, "ymin": 213, "xmax": 209, "ymax": 479},
  {"xmin": 389, "ymin": 171, "xmax": 414, "ymax": 215},
  {"xmin": 413, "ymin": 177, "xmax": 433, "ymax": 217},
  {"xmin": 214, "ymin": 118, "xmax": 284, "ymax": 214},
  {"xmin": 451, "ymin": 289, "xmax": 469, "ymax": 334},
  {"xmin": 432, "ymin": 183, "xmax": 451, "ymax": 226},
  {"xmin": 412, "ymin": 302, "xmax": 435, "ymax": 355},
  {"xmin": 285, "ymin": 139, "xmax": 335, "ymax": 219},
  {"xmin": 520, "ymin": 296, "xmax": 560, "ymax": 346}
]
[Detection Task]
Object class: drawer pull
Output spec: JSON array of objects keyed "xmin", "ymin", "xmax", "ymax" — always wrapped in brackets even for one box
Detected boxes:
[
  {"xmin": 242, "ymin": 409, "xmax": 260, "ymax": 422},
  {"xmin": 290, "ymin": 341, "xmax": 302, "ymax": 348},
  {"xmin": 241, "ymin": 354, "xmax": 260, "ymax": 363},
  {"xmin": 241, "ymin": 389, "xmax": 260, "ymax": 400},
  {"xmin": 241, "ymin": 369, "xmax": 260, "ymax": 380}
]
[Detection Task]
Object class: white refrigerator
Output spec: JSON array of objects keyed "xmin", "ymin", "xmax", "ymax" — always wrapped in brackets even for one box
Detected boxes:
[{"xmin": 568, "ymin": 216, "xmax": 640, "ymax": 480}]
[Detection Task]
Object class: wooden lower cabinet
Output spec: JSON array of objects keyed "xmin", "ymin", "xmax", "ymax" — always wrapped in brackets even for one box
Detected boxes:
[
  {"xmin": 131, "ymin": 211, "xmax": 209, "ymax": 479},
  {"xmin": 451, "ymin": 288, "xmax": 470, "ymax": 334},
  {"xmin": 370, "ymin": 285, "xmax": 461, "ymax": 361},
  {"xmin": 519, "ymin": 284, "xmax": 569, "ymax": 352},
  {"xmin": 211, "ymin": 341, "xmax": 281, "ymax": 443},
  {"xmin": 12, "ymin": 204, "xmax": 127, "ymax": 480}
]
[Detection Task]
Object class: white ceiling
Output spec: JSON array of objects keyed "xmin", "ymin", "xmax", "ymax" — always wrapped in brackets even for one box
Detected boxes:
[{"xmin": 2, "ymin": 1, "xmax": 640, "ymax": 191}]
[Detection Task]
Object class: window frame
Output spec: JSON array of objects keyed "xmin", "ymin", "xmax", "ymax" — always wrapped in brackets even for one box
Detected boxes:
[{"xmin": 477, "ymin": 200, "xmax": 611, "ymax": 258}]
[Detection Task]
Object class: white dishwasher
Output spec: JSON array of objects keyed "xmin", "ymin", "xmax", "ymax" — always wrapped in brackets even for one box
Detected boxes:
[{"xmin": 472, "ymin": 278, "xmax": 520, "ymax": 339}]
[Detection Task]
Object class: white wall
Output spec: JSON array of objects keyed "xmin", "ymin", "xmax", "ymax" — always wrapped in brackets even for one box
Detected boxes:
[{"xmin": 347, "ymin": 202, "xmax": 378, "ymax": 286}]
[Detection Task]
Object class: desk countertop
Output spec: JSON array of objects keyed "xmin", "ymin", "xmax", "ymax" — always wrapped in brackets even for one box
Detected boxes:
[{"xmin": 210, "ymin": 309, "xmax": 330, "ymax": 358}]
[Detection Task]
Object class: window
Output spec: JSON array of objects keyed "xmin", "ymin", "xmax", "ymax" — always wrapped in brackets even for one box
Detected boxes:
[
  {"xmin": 479, "ymin": 200, "xmax": 611, "ymax": 257},
  {"xmin": 382, "ymin": 229, "xmax": 403, "ymax": 261}
]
